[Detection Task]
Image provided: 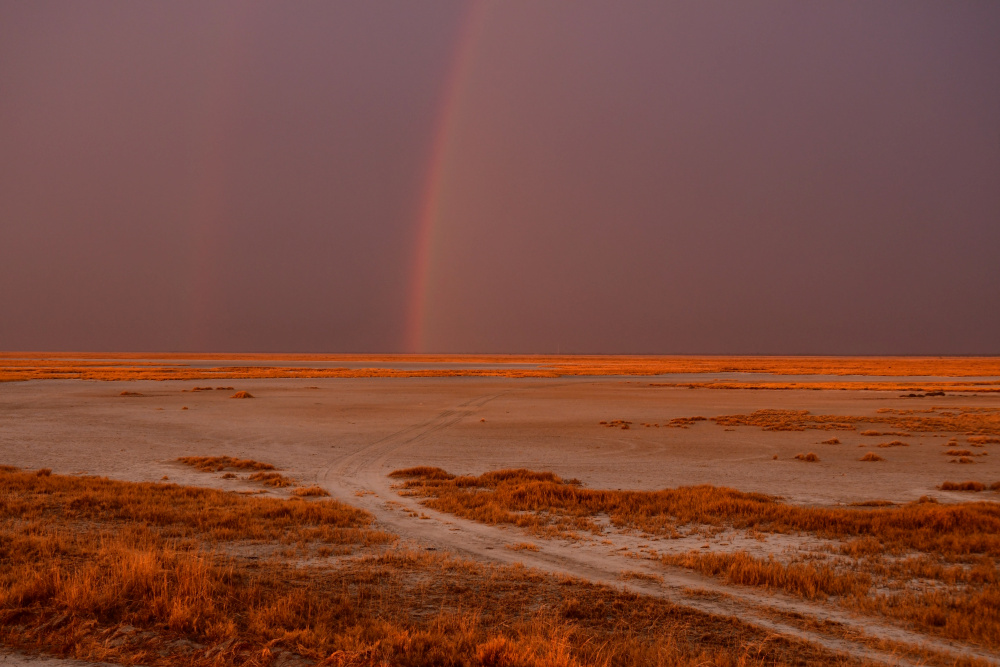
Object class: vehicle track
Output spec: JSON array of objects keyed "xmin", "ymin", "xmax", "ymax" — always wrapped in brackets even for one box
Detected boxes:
[{"xmin": 316, "ymin": 390, "xmax": 1000, "ymax": 667}]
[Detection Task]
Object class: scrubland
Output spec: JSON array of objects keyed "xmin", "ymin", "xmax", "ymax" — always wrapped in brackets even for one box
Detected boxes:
[
  {"xmin": 392, "ymin": 467, "xmax": 1000, "ymax": 651},
  {"xmin": 0, "ymin": 467, "xmax": 866, "ymax": 667},
  {"xmin": 5, "ymin": 357, "xmax": 1000, "ymax": 664}
]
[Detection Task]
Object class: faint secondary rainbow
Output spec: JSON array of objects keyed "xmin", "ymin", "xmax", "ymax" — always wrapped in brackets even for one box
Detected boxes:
[{"xmin": 405, "ymin": 3, "xmax": 488, "ymax": 353}]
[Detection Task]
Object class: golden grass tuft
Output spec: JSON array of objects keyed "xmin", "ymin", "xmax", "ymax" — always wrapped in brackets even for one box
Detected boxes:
[
  {"xmin": 794, "ymin": 453, "xmax": 819, "ymax": 462},
  {"xmin": 665, "ymin": 416, "xmax": 707, "ymax": 428},
  {"xmin": 945, "ymin": 449, "xmax": 973, "ymax": 456},
  {"xmin": 877, "ymin": 440, "xmax": 909, "ymax": 448},
  {"xmin": 230, "ymin": 390, "xmax": 254, "ymax": 399},
  {"xmin": 859, "ymin": 452, "xmax": 884, "ymax": 462},
  {"xmin": 389, "ymin": 466, "xmax": 455, "ymax": 481},
  {"xmin": 291, "ymin": 485, "xmax": 331, "ymax": 497},
  {"xmin": 119, "ymin": 390, "xmax": 144, "ymax": 397},
  {"xmin": 247, "ymin": 471, "xmax": 295, "ymax": 488},
  {"xmin": 505, "ymin": 542, "xmax": 540, "ymax": 552},
  {"xmin": 821, "ymin": 438, "xmax": 840, "ymax": 445},
  {"xmin": 178, "ymin": 456, "xmax": 276, "ymax": 472}
]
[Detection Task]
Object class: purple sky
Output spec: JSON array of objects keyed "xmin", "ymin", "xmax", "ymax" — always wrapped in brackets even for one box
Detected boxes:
[{"xmin": 2, "ymin": 1, "xmax": 998, "ymax": 354}]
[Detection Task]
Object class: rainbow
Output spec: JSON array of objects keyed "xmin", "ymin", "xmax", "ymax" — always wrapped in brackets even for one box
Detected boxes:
[
  {"xmin": 404, "ymin": 3, "xmax": 489, "ymax": 353},
  {"xmin": 185, "ymin": 10, "xmax": 255, "ymax": 349}
]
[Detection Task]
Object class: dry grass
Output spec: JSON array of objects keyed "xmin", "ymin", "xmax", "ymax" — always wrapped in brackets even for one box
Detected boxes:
[
  {"xmin": 178, "ymin": 456, "xmax": 276, "ymax": 472},
  {"xmin": 0, "ymin": 467, "xmax": 862, "ymax": 667},
  {"xmin": 119, "ymin": 391, "xmax": 144, "ymax": 397},
  {"xmin": 247, "ymin": 471, "xmax": 295, "ymax": 488},
  {"xmin": 821, "ymin": 438, "xmax": 840, "ymax": 445},
  {"xmin": 393, "ymin": 467, "xmax": 1000, "ymax": 650},
  {"xmin": 876, "ymin": 440, "xmax": 909, "ymax": 448},
  {"xmin": 291, "ymin": 485, "xmax": 331, "ymax": 497},
  {"xmin": 664, "ymin": 552, "xmax": 867, "ymax": 601},
  {"xmin": 5, "ymin": 353, "xmax": 1000, "ymax": 385},
  {"xmin": 391, "ymin": 468, "xmax": 1000, "ymax": 558},
  {"xmin": 794, "ymin": 453, "xmax": 820, "ymax": 462},
  {"xmin": 230, "ymin": 390, "xmax": 254, "ymax": 399},
  {"xmin": 664, "ymin": 416, "xmax": 707, "ymax": 428},
  {"xmin": 940, "ymin": 481, "xmax": 987, "ymax": 492},
  {"xmin": 714, "ymin": 406, "xmax": 1000, "ymax": 436},
  {"xmin": 859, "ymin": 453, "xmax": 884, "ymax": 462}
]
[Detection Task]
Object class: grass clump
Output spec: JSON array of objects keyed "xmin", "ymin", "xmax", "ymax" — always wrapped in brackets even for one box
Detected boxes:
[
  {"xmin": 940, "ymin": 481, "xmax": 986, "ymax": 492},
  {"xmin": 230, "ymin": 390, "xmax": 254, "ymax": 399},
  {"xmin": 291, "ymin": 485, "xmax": 331, "ymax": 497},
  {"xmin": 794, "ymin": 452, "xmax": 819, "ymax": 462},
  {"xmin": 178, "ymin": 456, "xmax": 276, "ymax": 472},
  {"xmin": 247, "ymin": 471, "xmax": 295, "ymax": 488},
  {"xmin": 859, "ymin": 453, "xmax": 884, "ymax": 462}
]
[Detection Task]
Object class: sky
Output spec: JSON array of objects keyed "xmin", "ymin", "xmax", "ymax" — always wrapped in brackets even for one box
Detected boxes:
[{"xmin": 1, "ymin": 1, "xmax": 998, "ymax": 355}]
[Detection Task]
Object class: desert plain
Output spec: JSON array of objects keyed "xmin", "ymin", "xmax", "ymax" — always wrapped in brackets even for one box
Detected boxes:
[{"xmin": 2, "ymin": 355, "xmax": 1000, "ymax": 666}]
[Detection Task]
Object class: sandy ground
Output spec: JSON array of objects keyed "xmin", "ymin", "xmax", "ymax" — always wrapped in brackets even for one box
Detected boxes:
[{"xmin": 2, "ymin": 376, "xmax": 999, "ymax": 665}]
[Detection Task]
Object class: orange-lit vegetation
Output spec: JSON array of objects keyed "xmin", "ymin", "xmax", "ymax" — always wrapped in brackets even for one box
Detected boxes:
[
  {"xmin": 177, "ymin": 456, "xmax": 276, "ymax": 472},
  {"xmin": 794, "ymin": 453, "xmax": 820, "ymax": 462},
  {"xmin": 247, "ymin": 471, "xmax": 295, "ymax": 487},
  {"xmin": 940, "ymin": 481, "xmax": 989, "ymax": 492},
  {"xmin": 292, "ymin": 485, "xmax": 331, "ymax": 497},
  {"xmin": 4, "ymin": 353, "xmax": 1000, "ymax": 385},
  {"xmin": 859, "ymin": 453, "xmax": 885, "ymax": 462},
  {"xmin": 599, "ymin": 419, "xmax": 632, "ymax": 429},
  {"xmin": 664, "ymin": 416, "xmax": 707, "ymax": 428},
  {"xmin": 876, "ymin": 440, "xmax": 909, "ymax": 448},
  {"xmin": 821, "ymin": 437, "xmax": 840, "ymax": 444},
  {"xmin": 713, "ymin": 406, "xmax": 1000, "ymax": 435},
  {"xmin": 230, "ymin": 390, "xmax": 254, "ymax": 399},
  {"xmin": 178, "ymin": 456, "xmax": 298, "ymax": 488},
  {"xmin": 0, "ymin": 467, "xmax": 859, "ymax": 667},
  {"xmin": 393, "ymin": 467, "xmax": 1000, "ymax": 648}
]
